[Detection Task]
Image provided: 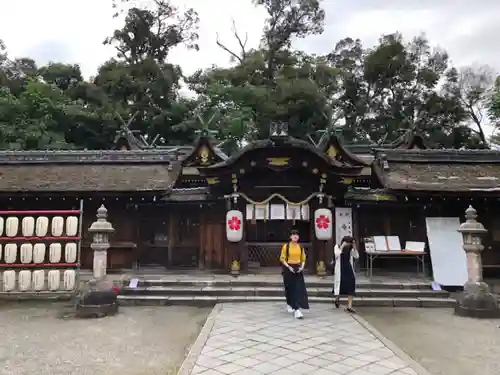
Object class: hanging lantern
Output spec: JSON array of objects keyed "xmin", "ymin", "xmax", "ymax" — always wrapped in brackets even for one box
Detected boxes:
[
  {"xmin": 2, "ymin": 270, "xmax": 16, "ymax": 292},
  {"xmin": 314, "ymin": 208, "xmax": 333, "ymax": 240},
  {"xmin": 226, "ymin": 210, "xmax": 243, "ymax": 242}
]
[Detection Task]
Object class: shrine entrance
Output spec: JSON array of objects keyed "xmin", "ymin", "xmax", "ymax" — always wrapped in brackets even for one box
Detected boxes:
[
  {"xmin": 245, "ymin": 202, "xmax": 312, "ymax": 267},
  {"xmin": 200, "ymin": 134, "xmax": 367, "ymax": 271}
]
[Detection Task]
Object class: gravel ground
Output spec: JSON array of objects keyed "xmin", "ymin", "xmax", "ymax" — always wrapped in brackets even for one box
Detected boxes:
[
  {"xmin": 0, "ymin": 302, "xmax": 210, "ymax": 375},
  {"xmin": 358, "ymin": 307, "xmax": 500, "ymax": 375}
]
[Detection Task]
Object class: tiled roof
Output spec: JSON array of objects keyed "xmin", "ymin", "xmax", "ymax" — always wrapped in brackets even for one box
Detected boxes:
[
  {"xmin": 373, "ymin": 149, "xmax": 500, "ymax": 192},
  {"xmin": 0, "ymin": 164, "xmax": 179, "ymax": 192}
]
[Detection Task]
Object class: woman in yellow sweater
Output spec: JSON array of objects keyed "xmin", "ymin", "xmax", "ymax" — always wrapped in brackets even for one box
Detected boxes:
[{"xmin": 280, "ymin": 229, "xmax": 309, "ymax": 319}]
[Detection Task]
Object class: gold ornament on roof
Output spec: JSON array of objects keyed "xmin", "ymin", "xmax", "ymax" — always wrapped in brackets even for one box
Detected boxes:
[
  {"xmin": 199, "ymin": 145, "xmax": 210, "ymax": 164},
  {"xmin": 327, "ymin": 145, "xmax": 338, "ymax": 158}
]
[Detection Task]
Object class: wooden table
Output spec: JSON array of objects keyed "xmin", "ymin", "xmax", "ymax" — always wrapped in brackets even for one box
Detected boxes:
[{"xmin": 365, "ymin": 250, "xmax": 426, "ymax": 277}]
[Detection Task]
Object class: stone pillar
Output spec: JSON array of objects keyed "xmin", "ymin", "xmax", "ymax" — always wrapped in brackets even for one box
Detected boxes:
[
  {"xmin": 88, "ymin": 205, "xmax": 114, "ymax": 280},
  {"xmin": 454, "ymin": 206, "xmax": 500, "ymax": 318}
]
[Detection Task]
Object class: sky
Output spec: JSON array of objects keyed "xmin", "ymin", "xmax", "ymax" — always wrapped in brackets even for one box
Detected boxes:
[{"xmin": 1, "ymin": 0, "xmax": 500, "ymax": 79}]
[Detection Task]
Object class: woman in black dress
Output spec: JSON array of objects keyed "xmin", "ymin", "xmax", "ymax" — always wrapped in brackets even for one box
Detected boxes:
[{"xmin": 332, "ymin": 236, "xmax": 359, "ymax": 313}]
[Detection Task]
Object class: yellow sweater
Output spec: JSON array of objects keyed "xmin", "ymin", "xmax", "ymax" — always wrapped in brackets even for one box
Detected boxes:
[{"xmin": 280, "ymin": 242, "xmax": 306, "ymax": 265}]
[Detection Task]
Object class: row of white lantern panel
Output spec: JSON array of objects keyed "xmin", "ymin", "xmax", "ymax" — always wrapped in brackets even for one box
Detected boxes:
[
  {"xmin": 0, "ymin": 243, "xmax": 77, "ymax": 264},
  {"xmin": 0, "ymin": 216, "xmax": 79, "ymax": 237},
  {"xmin": 245, "ymin": 204, "xmax": 310, "ymax": 221},
  {"xmin": 1, "ymin": 269, "xmax": 76, "ymax": 292},
  {"xmin": 226, "ymin": 208, "xmax": 334, "ymax": 242}
]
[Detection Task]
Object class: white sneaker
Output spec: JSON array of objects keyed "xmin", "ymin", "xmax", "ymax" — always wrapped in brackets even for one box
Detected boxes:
[
  {"xmin": 286, "ymin": 305, "xmax": 294, "ymax": 313},
  {"xmin": 294, "ymin": 309, "xmax": 304, "ymax": 319}
]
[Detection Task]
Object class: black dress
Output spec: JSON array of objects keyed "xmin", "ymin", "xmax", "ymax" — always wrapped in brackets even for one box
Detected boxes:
[{"xmin": 338, "ymin": 250, "xmax": 356, "ymax": 296}]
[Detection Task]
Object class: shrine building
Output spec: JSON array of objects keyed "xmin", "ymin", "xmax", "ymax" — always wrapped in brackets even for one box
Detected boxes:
[{"xmin": 0, "ymin": 124, "xmax": 499, "ymax": 278}]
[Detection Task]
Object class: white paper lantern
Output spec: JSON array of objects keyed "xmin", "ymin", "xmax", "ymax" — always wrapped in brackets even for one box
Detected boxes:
[
  {"xmin": 32, "ymin": 270, "xmax": 45, "ymax": 291},
  {"xmin": 314, "ymin": 208, "xmax": 333, "ymax": 241},
  {"xmin": 65, "ymin": 216, "xmax": 79, "ymax": 236},
  {"xmin": 4, "ymin": 243, "xmax": 17, "ymax": 264},
  {"xmin": 6, "ymin": 217, "xmax": 19, "ymax": 237},
  {"xmin": 226, "ymin": 210, "xmax": 244, "ymax": 242},
  {"xmin": 20, "ymin": 243, "xmax": 33, "ymax": 264},
  {"xmin": 49, "ymin": 243, "xmax": 62, "ymax": 263},
  {"xmin": 47, "ymin": 270, "xmax": 60, "ymax": 291},
  {"xmin": 2, "ymin": 270, "xmax": 16, "ymax": 292},
  {"xmin": 22, "ymin": 216, "xmax": 35, "ymax": 236},
  {"xmin": 63, "ymin": 270, "xmax": 76, "ymax": 291},
  {"xmin": 65, "ymin": 243, "xmax": 77, "ymax": 263},
  {"xmin": 0, "ymin": 216, "xmax": 4, "ymax": 236},
  {"xmin": 35, "ymin": 216, "xmax": 49, "ymax": 237},
  {"xmin": 18, "ymin": 270, "xmax": 32, "ymax": 291},
  {"xmin": 33, "ymin": 243, "xmax": 46, "ymax": 264},
  {"xmin": 51, "ymin": 216, "xmax": 64, "ymax": 237}
]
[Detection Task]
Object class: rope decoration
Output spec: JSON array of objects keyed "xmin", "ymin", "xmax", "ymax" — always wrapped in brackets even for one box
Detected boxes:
[{"xmin": 237, "ymin": 192, "xmax": 322, "ymax": 206}]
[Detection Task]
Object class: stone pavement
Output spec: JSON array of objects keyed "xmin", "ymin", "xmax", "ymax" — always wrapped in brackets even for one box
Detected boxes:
[{"xmin": 185, "ymin": 303, "xmax": 425, "ymax": 375}]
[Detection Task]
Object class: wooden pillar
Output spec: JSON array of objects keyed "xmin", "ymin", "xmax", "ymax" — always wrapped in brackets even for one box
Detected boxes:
[
  {"xmin": 198, "ymin": 210, "xmax": 207, "ymax": 269},
  {"xmin": 352, "ymin": 204, "xmax": 362, "ymax": 272},
  {"xmin": 167, "ymin": 209, "xmax": 176, "ymax": 267},
  {"xmin": 309, "ymin": 199, "xmax": 319, "ymax": 273}
]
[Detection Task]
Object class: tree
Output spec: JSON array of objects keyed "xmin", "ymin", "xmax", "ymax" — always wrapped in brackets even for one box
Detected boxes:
[
  {"xmin": 256, "ymin": 0, "xmax": 325, "ymax": 81},
  {"xmin": 0, "ymin": 79, "xmax": 69, "ymax": 149},
  {"xmin": 100, "ymin": 0, "xmax": 200, "ymax": 143},
  {"xmin": 442, "ymin": 65, "xmax": 494, "ymax": 147},
  {"xmin": 326, "ymin": 37, "xmax": 374, "ymax": 142},
  {"xmin": 39, "ymin": 62, "xmax": 83, "ymax": 92},
  {"xmin": 326, "ymin": 33, "xmax": 476, "ymax": 147},
  {"xmin": 189, "ymin": 0, "xmax": 330, "ymax": 142}
]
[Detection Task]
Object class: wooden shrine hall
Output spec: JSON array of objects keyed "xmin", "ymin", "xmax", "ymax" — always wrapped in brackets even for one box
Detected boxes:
[{"xmin": 1, "ymin": 123, "xmax": 500, "ymax": 278}]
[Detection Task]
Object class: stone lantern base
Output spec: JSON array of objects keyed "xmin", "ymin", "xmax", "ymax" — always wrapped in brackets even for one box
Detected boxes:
[
  {"xmin": 75, "ymin": 278, "xmax": 119, "ymax": 319},
  {"xmin": 454, "ymin": 282, "xmax": 500, "ymax": 319}
]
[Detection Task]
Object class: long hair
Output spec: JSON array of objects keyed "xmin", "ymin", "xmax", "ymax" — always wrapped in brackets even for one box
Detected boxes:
[{"xmin": 341, "ymin": 236, "xmax": 354, "ymax": 244}]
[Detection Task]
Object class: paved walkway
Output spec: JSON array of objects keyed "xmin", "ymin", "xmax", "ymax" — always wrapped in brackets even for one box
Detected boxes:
[{"xmin": 187, "ymin": 303, "xmax": 424, "ymax": 375}]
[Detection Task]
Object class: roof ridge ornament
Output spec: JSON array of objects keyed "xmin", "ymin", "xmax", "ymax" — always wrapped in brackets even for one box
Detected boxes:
[
  {"xmin": 113, "ymin": 111, "xmax": 165, "ymax": 149},
  {"xmin": 269, "ymin": 121, "xmax": 288, "ymax": 139}
]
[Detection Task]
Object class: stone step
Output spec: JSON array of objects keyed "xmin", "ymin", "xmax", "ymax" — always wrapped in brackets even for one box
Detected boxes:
[
  {"xmin": 121, "ymin": 285, "xmax": 448, "ymax": 299},
  {"xmin": 133, "ymin": 279, "xmax": 432, "ymax": 290},
  {"xmin": 118, "ymin": 294, "xmax": 456, "ymax": 308}
]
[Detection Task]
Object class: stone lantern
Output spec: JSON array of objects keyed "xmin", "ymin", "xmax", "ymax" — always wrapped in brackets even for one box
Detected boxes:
[
  {"xmin": 88, "ymin": 205, "xmax": 114, "ymax": 280},
  {"xmin": 455, "ymin": 206, "xmax": 500, "ymax": 318}
]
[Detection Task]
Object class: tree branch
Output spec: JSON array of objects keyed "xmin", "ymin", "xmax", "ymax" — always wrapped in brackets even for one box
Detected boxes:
[
  {"xmin": 216, "ymin": 33, "xmax": 243, "ymax": 63},
  {"xmin": 215, "ymin": 20, "xmax": 249, "ymax": 64},
  {"xmin": 231, "ymin": 20, "xmax": 248, "ymax": 60}
]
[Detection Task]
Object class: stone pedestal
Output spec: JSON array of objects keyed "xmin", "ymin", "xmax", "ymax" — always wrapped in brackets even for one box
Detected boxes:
[
  {"xmin": 455, "ymin": 282, "xmax": 500, "ymax": 318},
  {"xmin": 88, "ymin": 205, "xmax": 114, "ymax": 280},
  {"xmin": 454, "ymin": 206, "xmax": 500, "ymax": 318},
  {"xmin": 75, "ymin": 278, "xmax": 119, "ymax": 319},
  {"xmin": 93, "ymin": 252, "xmax": 107, "ymax": 279}
]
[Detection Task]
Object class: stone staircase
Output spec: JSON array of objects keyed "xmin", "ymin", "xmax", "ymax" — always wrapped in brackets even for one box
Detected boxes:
[{"xmin": 118, "ymin": 277, "xmax": 455, "ymax": 308}]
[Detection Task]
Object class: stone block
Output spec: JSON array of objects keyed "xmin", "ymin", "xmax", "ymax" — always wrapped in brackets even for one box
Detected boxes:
[
  {"xmin": 454, "ymin": 282, "xmax": 500, "ymax": 318},
  {"xmin": 393, "ymin": 298, "xmax": 421, "ymax": 307}
]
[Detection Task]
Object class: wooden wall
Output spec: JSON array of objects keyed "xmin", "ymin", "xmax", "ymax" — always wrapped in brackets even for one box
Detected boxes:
[
  {"xmin": 199, "ymin": 207, "xmax": 227, "ymax": 269},
  {"xmin": 81, "ymin": 200, "xmax": 141, "ymax": 270}
]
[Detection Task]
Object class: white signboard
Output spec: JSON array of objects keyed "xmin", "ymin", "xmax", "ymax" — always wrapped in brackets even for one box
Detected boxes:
[
  {"xmin": 372, "ymin": 236, "xmax": 388, "ymax": 251},
  {"xmin": 255, "ymin": 204, "xmax": 268, "ymax": 220},
  {"xmin": 270, "ymin": 204, "xmax": 286, "ymax": 220},
  {"xmin": 335, "ymin": 207, "xmax": 353, "ymax": 245},
  {"xmin": 246, "ymin": 204, "xmax": 254, "ymax": 220},
  {"xmin": 386, "ymin": 236, "xmax": 402, "ymax": 251},
  {"xmin": 405, "ymin": 241, "xmax": 425, "ymax": 252},
  {"xmin": 425, "ymin": 217, "xmax": 467, "ymax": 287},
  {"xmin": 286, "ymin": 204, "xmax": 301, "ymax": 220},
  {"xmin": 300, "ymin": 204, "xmax": 310, "ymax": 221}
]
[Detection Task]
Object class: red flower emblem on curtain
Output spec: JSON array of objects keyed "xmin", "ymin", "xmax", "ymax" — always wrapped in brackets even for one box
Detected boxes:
[
  {"xmin": 316, "ymin": 215, "xmax": 330, "ymax": 229},
  {"xmin": 228, "ymin": 216, "xmax": 241, "ymax": 231}
]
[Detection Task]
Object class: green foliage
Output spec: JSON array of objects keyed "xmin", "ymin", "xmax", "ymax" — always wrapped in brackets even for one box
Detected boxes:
[{"xmin": 0, "ymin": 0, "xmax": 495, "ymax": 151}]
